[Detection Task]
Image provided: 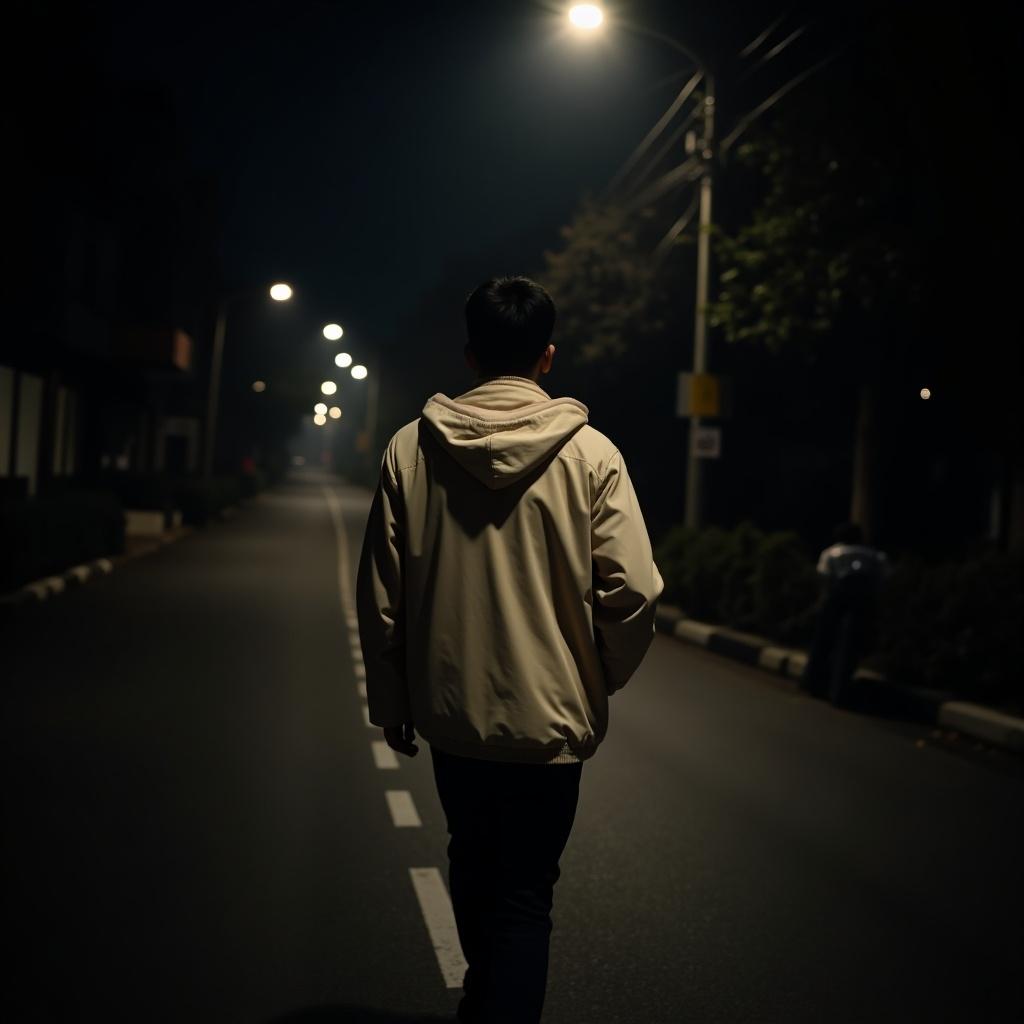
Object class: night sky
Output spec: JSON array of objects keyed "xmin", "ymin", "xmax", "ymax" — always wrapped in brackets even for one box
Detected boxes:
[{"xmin": 82, "ymin": 0, "xmax": 730, "ymax": 343}]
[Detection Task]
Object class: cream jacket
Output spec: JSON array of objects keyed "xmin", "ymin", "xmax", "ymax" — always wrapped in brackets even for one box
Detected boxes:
[{"xmin": 356, "ymin": 375, "xmax": 664, "ymax": 764}]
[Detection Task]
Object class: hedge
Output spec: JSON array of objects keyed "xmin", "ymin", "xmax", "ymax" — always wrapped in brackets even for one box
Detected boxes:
[
  {"xmin": 0, "ymin": 489, "xmax": 125, "ymax": 592},
  {"xmin": 654, "ymin": 522, "xmax": 1023, "ymax": 708}
]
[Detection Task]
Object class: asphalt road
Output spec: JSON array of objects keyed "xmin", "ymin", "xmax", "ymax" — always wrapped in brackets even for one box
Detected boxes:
[{"xmin": 3, "ymin": 468, "xmax": 1021, "ymax": 1023}]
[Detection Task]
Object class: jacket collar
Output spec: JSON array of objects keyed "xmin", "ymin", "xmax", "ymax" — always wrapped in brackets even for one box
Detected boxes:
[{"xmin": 457, "ymin": 375, "xmax": 551, "ymax": 403}]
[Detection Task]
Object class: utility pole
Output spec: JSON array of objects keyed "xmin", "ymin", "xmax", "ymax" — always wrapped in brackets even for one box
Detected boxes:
[
  {"xmin": 684, "ymin": 85, "xmax": 715, "ymax": 529},
  {"xmin": 203, "ymin": 300, "xmax": 229, "ymax": 481}
]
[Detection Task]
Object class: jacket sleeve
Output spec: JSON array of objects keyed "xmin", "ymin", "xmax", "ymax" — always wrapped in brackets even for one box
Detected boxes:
[
  {"xmin": 356, "ymin": 443, "xmax": 412, "ymax": 727},
  {"xmin": 590, "ymin": 449, "xmax": 665, "ymax": 694}
]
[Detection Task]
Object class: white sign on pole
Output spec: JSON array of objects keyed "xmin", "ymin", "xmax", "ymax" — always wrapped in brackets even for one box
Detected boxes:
[{"xmin": 691, "ymin": 425, "xmax": 721, "ymax": 459}]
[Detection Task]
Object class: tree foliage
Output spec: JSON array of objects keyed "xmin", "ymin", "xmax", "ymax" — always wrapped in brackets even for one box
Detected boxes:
[
  {"xmin": 541, "ymin": 198, "xmax": 676, "ymax": 365},
  {"xmin": 710, "ymin": 85, "xmax": 922, "ymax": 370}
]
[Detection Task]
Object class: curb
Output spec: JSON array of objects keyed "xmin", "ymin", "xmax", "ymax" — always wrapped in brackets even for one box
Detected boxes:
[
  {"xmin": 0, "ymin": 523, "xmax": 197, "ymax": 614},
  {"xmin": 0, "ymin": 497, "xmax": 261, "ymax": 620},
  {"xmin": 654, "ymin": 604, "xmax": 1024, "ymax": 755}
]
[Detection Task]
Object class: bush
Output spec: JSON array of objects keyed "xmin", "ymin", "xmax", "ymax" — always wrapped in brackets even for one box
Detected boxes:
[
  {"xmin": 0, "ymin": 489, "xmax": 125, "ymax": 592},
  {"xmin": 655, "ymin": 521, "xmax": 1023, "ymax": 708},
  {"xmin": 655, "ymin": 520, "xmax": 818, "ymax": 639},
  {"xmin": 175, "ymin": 476, "xmax": 242, "ymax": 526},
  {"xmin": 874, "ymin": 552, "xmax": 1024, "ymax": 708}
]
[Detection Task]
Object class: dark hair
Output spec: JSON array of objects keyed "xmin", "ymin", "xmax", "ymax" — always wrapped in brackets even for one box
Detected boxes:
[
  {"xmin": 464, "ymin": 276, "xmax": 556, "ymax": 376},
  {"xmin": 833, "ymin": 521, "xmax": 864, "ymax": 545}
]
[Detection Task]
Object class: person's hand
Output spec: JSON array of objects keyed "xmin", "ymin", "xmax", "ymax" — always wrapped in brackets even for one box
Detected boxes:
[{"xmin": 383, "ymin": 723, "xmax": 419, "ymax": 757}]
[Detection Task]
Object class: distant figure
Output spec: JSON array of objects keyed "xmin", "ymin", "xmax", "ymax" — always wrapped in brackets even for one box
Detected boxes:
[
  {"xmin": 357, "ymin": 275, "xmax": 663, "ymax": 1023},
  {"xmin": 803, "ymin": 522, "xmax": 890, "ymax": 706}
]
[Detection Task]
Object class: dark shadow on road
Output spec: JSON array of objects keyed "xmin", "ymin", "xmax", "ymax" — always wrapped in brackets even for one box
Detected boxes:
[{"xmin": 267, "ymin": 1008, "xmax": 453, "ymax": 1024}]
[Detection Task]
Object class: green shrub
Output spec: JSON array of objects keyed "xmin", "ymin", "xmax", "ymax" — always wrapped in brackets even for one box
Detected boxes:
[
  {"xmin": 749, "ymin": 530, "xmax": 820, "ymax": 644},
  {"xmin": 174, "ymin": 476, "xmax": 241, "ymax": 526},
  {"xmin": 875, "ymin": 552, "xmax": 1024, "ymax": 707},
  {"xmin": 0, "ymin": 490, "xmax": 125, "ymax": 591},
  {"xmin": 655, "ymin": 520, "xmax": 817, "ymax": 638}
]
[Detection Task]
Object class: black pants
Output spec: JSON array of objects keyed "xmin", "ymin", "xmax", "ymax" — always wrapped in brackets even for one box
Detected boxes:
[
  {"xmin": 430, "ymin": 745, "xmax": 583, "ymax": 1024},
  {"xmin": 804, "ymin": 587, "xmax": 875, "ymax": 704}
]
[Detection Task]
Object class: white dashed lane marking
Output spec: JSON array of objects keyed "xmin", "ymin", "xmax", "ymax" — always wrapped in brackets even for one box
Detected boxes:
[
  {"xmin": 371, "ymin": 741, "xmax": 400, "ymax": 770},
  {"xmin": 409, "ymin": 868, "xmax": 468, "ymax": 989},
  {"xmin": 386, "ymin": 790, "xmax": 422, "ymax": 828}
]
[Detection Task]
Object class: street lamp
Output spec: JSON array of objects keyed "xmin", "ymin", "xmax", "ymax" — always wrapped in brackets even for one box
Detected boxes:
[
  {"xmin": 329, "ymin": 406, "xmax": 342, "ymax": 419},
  {"xmin": 205, "ymin": 282, "xmax": 293, "ymax": 480},
  {"xmin": 566, "ymin": 4, "xmax": 715, "ymax": 529},
  {"xmin": 335, "ymin": 352, "xmax": 353, "ymax": 368},
  {"xmin": 323, "ymin": 323, "xmax": 344, "ymax": 340},
  {"xmin": 351, "ymin": 365, "xmax": 368, "ymax": 381},
  {"xmin": 252, "ymin": 380, "xmax": 266, "ymax": 393},
  {"xmin": 321, "ymin": 380, "xmax": 338, "ymax": 395},
  {"xmin": 568, "ymin": 4, "xmax": 603, "ymax": 29},
  {"xmin": 314, "ymin": 402, "xmax": 328, "ymax": 415}
]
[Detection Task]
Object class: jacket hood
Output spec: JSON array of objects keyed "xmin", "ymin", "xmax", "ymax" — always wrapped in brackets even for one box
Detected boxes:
[{"xmin": 421, "ymin": 376, "xmax": 589, "ymax": 489}]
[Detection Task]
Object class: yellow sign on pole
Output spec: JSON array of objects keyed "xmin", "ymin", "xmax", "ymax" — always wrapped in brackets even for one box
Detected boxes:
[{"xmin": 676, "ymin": 372, "xmax": 721, "ymax": 417}]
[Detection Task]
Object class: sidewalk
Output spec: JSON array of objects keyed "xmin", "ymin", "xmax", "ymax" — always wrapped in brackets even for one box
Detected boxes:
[
  {"xmin": 0, "ymin": 519, "xmax": 206, "ymax": 615},
  {"xmin": 655, "ymin": 603, "xmax": 1024, "ymax": 755}
]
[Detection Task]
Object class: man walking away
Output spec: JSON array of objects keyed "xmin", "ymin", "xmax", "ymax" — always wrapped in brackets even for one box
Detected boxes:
[{"xmin": 357, "ymin": 275, "xmax": 664, "ymax": 1023}]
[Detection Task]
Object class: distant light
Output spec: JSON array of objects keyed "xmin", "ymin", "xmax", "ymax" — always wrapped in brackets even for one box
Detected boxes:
[
  {"xmin": 291, "ymin": 455, "xmax": 306, "ymax": 466},
  {"xmin": 328, "ymin": 406, "xmax": 342, "ymax": 419},
  {"xmin": 269, "ymin": 283, "xmax": 293, "ymax": 302},
  {"xmin": 335, "ymin": 352, "xmax": 353, "ymax": 368},
  {"xmin": 314, "ymin": 402, "xmax": 328, "ymax": 415},
  {"xmin": 313, "ymin": 413, "xmax": 327, "ymax": 426},
  {"xmin": 252, "ymin": 380, "xmax": 266, "ymax": 393},
  {"xmin": 323, "ymin": 323, "xmax": 344, "ymax": 341},
  {"xmin": 920, "ymin": 388, "xmax": 931, "ymax": 400},
  {"xmin": 351, "ymin": 365, "xmax": 368, "ymax": 380},
  {"xmin": 569, "ymin": 4, "xmax": 603, "ymax": 29},
  {"xmin": 321, "ymin": 380, "xmax": 338, "ymax": 395}
]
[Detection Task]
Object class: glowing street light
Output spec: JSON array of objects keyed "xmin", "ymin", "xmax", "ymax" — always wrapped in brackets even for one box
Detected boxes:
[
  {"xmin": 351, "ymin": 365, "xmax": 368, "ymax": 381},
  {"xmin": 205, "ymin": 281, "xmax": 294, "ymax": 480},
  {"xmin": 323, "ymin": 323, "xmax": 344, "ymax": 341},
  {"xmin": 313, "ymin": 413, "xmax": 327, "ymax": 426},
  {"xmin": 568, "ymin": 4, "xmax": 603, "ymax": 30},
  {"xmin": 252, "ymin": 380, "xmax": 266, "ymax": 393},
  {"xmin": 920, "ymin": 388, "xmax": 932, "ymax": 400},
  {"xmin": 335, "ymin": 352, "xmax": 353, "ymax": 368},
  {"xmin": 321, "ymin": 380, "xmax": 338, "ymax": 395},
  {"xmin": 329, "ymin": 406, "xmax": 342, "ymax": 419},
  {"xmin": 314, "ymin": 402, "xmax": 328, "ymax": 415}
]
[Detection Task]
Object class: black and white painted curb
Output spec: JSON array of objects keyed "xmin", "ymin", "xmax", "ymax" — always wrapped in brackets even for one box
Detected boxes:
[
  {"xmin": 655, "ymin": 603, "xmax": 1024, "ymax": 756},
  {"xmin": 0, "ymin": 558, "xmax": 116, "ymax": 608},
  {"xmin": 0, "ymin": 501, "xmax": 258, "ymax": 612}
]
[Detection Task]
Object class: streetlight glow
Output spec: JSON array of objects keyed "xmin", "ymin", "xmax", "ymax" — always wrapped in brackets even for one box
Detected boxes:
[
  {"xmin": 269, "ymin": 282, "xmax": 293, "ymax": 302},
  {"xmin": 335, "ymin": 352, "xmax": 353, "ymax": 368},
  {"xmin": 314, "ymin": 402, "xmax": 328, "ymax": 415},
  {"xmin": 329, "ymin": 406, "xmax": 342, "ymax": 419},
  {"xmin": 323, "ymin": 323, "xmax": 344, "ymax": 341},
  {"xmin": 351, "ymin": 365, "xmax": 368, "ymax": 381},
  {"xmin": 321, "ymin": 380, "xmax": 338, "ymax": 395},
  {"xmin": 313, "ymin": 413, "xmax": 327, "ymax": 426},
  {"xmin": 252, "ymin": 380, "xmax": 266, "ymax": 393},
  {"xmin": 568, "ymin": 3, "xmax": 603, "ymax": 29},
  {"xmin": 920, "ymin": 388, "xmax": 932, "ymax": 400}
]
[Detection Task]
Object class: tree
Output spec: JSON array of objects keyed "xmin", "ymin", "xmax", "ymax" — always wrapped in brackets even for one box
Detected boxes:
[{"xmin": 710, "ymin": 69, "xmax": 922, "ymax": 544}]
